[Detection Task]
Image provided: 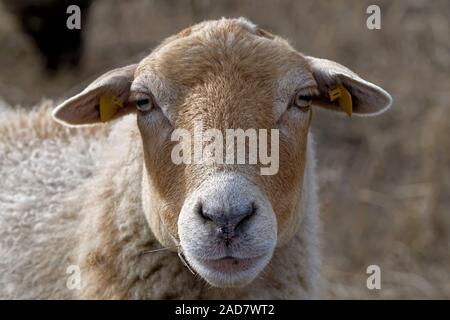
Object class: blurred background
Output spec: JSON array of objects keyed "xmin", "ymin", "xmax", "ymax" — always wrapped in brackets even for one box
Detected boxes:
[{"xmin": 0, "ymin": 0, "xmax": 449, "ymax": 299}]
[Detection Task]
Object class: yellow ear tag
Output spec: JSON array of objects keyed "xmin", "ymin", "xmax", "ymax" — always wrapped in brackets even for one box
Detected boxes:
[
  {"xmin": 99, "ymin": 95, "xmax": 123, "ymax": 122},
  {"xmin": 328, "ymin": 84, "xmax": 353, "ymax": 117}
]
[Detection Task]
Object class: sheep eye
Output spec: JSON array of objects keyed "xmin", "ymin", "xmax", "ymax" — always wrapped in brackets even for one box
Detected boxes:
[
  {"xmin": 294, "ymin": 92, "xmax": 312, "ymax": 110},
  {"xmin": 135, "ymin": 97, "xmax": 153, "ymax": 112}
]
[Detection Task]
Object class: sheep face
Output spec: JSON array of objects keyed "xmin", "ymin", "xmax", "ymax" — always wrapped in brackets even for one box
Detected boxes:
[
  {"xmin": 53, "ymin": 18, "xmax": 392, "ymax": 288},
  {"xmin": 135, "ymin": 21, "xmax": 315, "ymax": 287}
]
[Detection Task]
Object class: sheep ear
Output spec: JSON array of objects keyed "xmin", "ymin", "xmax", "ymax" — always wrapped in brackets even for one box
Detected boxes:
[
  {"xmin": 52, "ymin": 64, "xmax": 137, "ymax": 126},
  {"xmin": 306, "ymin": 56, "xmax": 392, "ymax": 116}
]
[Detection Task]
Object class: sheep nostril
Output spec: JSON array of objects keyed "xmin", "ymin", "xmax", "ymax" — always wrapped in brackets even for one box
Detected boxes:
[
  {"xmin": 235, "ymin": 202, "xmax": 256, "ymax": 229},
  {"xmin": 197, "ymin": 202, "xmax": 212, "ymax": 222}
]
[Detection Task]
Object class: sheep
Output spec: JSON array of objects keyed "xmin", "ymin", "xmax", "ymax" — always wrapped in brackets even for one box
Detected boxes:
[{"xmin": 0, "ymin": 18, "xmax": 392, "ymax": 299}]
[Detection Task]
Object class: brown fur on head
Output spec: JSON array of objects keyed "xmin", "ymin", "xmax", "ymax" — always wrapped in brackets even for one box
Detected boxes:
[{"xmin": 53, "ymin": 17, "xmax": 392, "ymax": 287}]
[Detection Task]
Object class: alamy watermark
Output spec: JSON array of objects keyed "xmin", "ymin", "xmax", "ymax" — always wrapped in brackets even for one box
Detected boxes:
[
  {"xmin": 66, "ymin": 265, "xmax": 82, "ymax": 290},
  {"xmin": 171, "ymin": 120, "xmax": 280, "ymax": 176},
  {"xmin": 366, "ymin": 264, "xmax": 381, "ymax": 290},
  {"xmin": 366, "ymin": 5, "xmax": 381, "ymax": 30},
  {"xmin": 66, "ymin": 5, "xmax": 81, "ymax": 30}
]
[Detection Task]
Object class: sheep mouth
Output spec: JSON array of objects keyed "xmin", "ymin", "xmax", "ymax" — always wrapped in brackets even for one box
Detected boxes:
[
  {"xmin": 201, "ymin": 256, "xmax": 264, "ymax": 273},
  {"xmin": 185, "ymin": 252, "xmax": 272, "ymax": 287}
]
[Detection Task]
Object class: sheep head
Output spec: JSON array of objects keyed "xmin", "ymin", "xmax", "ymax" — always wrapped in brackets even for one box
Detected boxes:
[{"xmin": 53, "ymin": 18, "xmax": 392, "ymax": 288}]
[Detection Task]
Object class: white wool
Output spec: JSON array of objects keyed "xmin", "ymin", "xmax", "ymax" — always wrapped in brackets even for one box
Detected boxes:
[
  {"xmin": 0, "ymin": 105, "xmax": 108, "ymax": 298},
  {"xmin": 0, "ymin": 105, "xmax": 320, "ymax": 299}
]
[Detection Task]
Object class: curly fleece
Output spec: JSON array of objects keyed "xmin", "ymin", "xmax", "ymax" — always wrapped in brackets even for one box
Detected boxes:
[{"xmin": 0, "ymin": 102, "xmax": 320, "ymax": 299}]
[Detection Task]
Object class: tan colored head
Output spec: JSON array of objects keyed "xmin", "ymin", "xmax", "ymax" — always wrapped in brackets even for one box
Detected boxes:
[{"xmin": 53, "ymin": 18, "xmax": 392, "ymax": 288}]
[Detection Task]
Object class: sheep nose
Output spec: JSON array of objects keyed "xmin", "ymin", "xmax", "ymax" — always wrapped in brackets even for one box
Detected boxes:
[{"xmin": 197, "ymin": 202, "xmax": 256, "ymax": 241}]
